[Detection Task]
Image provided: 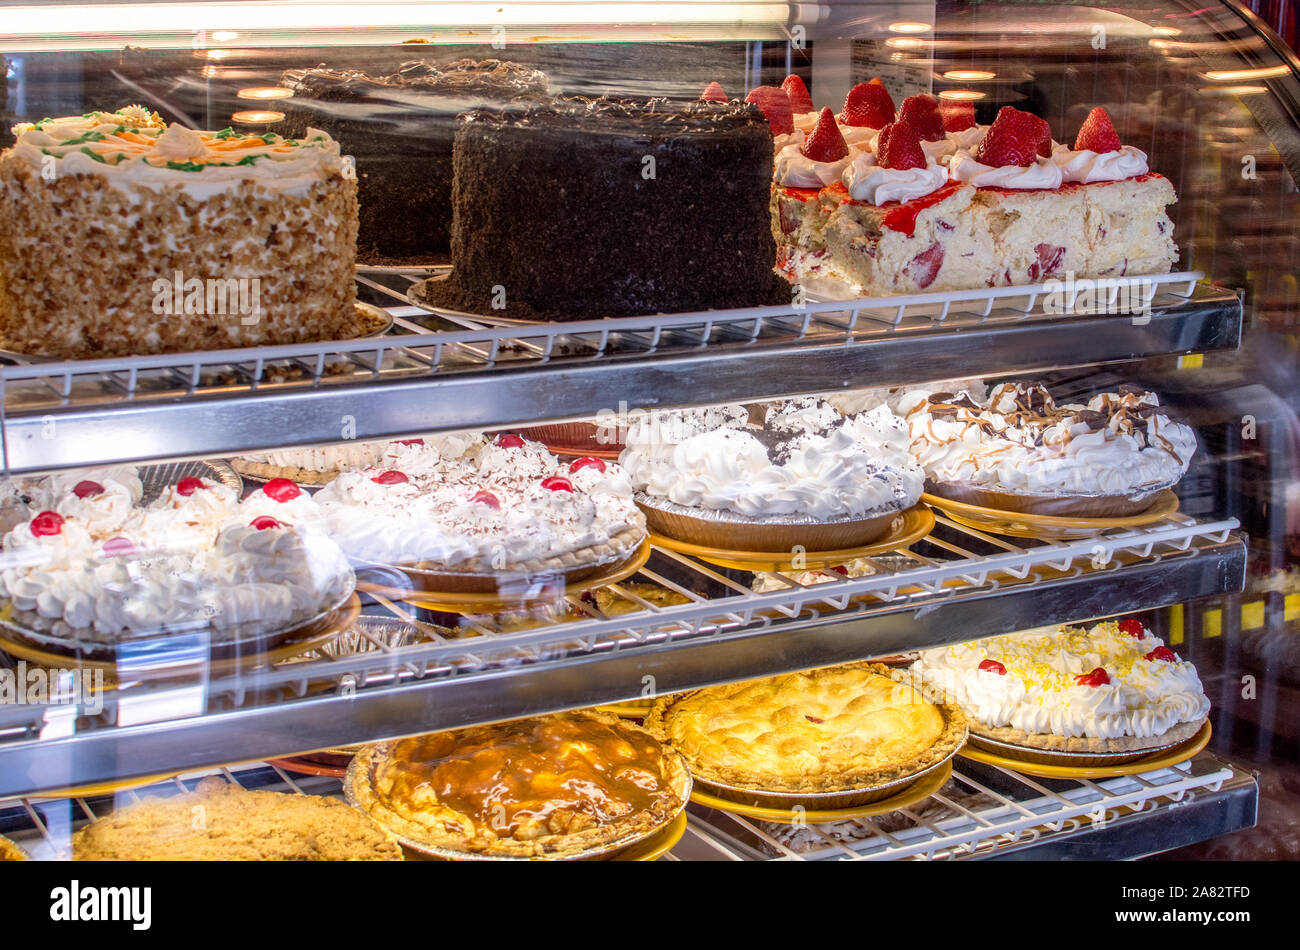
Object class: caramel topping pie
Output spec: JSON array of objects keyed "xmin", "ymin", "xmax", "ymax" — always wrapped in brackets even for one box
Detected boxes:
[
  {"xmin": 347, "ymin": 711, "xmax": 689, "ymax": 859},
  {"xmin": 646, "ymin": 663, "xmax": 967, "ymax": 793}
]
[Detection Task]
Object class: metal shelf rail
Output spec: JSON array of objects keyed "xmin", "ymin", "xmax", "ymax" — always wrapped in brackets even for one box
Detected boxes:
[
  {"xmin": 0, "ymin": 509, "xmax": 1245, "ymax": 797},
  {"xmin": 0, "ymin": 754, "xmax": 1256, "ymax": 862},
  {"xmin": 672, "ymin": 754, "xmax": 1257, "ymax": 861},
  {"xmin": 0, "ymin": 271, "xmax": 1238, "ymax": 472}
]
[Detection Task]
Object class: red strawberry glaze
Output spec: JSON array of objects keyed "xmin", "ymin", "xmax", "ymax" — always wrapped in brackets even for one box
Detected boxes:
[
  {"xmin": 72, "ymin": 480, "xmax": 105, "ymax": 499},
  {"xmin": 250, "ymin": 516, "xmax": 282, "ymax": 530},
  {"xmin": 541, "ymin": 476, "xmax": 574, "ymax": 492},
  {"xmin": 176, "ymin": 476, "xmax": 206, "ymax": 496},
  {"xmin": 1075, "ymin": 667, "xmax": 1111, "ymax": 688},
  {"xmin": 978, "ymin": 659, "xmax": 1008, "ymax": 675},
  {"xmin": 371, "ymin": 470, "xmax": 409, "ymax": 485},
  {"xmin": 263, "ymin": 478, "xmax": 302, "ymax": 502},
  {"xmin": 880, "ymin": 181, "xmax": 966, "ymax": 236},
  {"xmin": 569, "ymin": 456, "xmax": 606, "ymax": 474},
  {"xmin": 496, "ymin": 434, "xmax": 526, "ymax": 448},
  {"xmin": 471, "ymin": 490, "xmax": 501, "ymax": 510},
  {"xmin": 31, "ymin": 511, "xmax": 64, "ymax": 536},
  {"xmin": 1146, "ymin": 646, "xmax": 1178, "ymax": 663},
  {"xmin": 777, "ymin": 184, "xmax": 822, "ymax": 203},
  {"xmin": 395, "ymin": 438, "xmax": 424, "ymax": 447}
]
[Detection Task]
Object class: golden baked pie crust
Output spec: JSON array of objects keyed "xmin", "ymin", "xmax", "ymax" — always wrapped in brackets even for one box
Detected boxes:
[
  {"xmin": 347, "ymin": 711, "xmax": 690, "ymax": 859},
  {"xmin": 970, "ymin": 717, "xmax": 1206, "ymax": 754},
  {"xmin": 0, "ymin": 836, "xmax": 27, "ymax": 861},
  {"xmin": 646, "ymin": 662, "xmax": 967, "ymax": 794}
]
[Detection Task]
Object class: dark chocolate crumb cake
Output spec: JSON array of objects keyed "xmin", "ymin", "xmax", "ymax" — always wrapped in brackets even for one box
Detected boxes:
[
  {"xmin": 279, "ymin": 59, "xmax": 549, "ymax": 263},
  {"xmin": 423, "ymin": 96, "xmax": 791, "ymax": 321}
]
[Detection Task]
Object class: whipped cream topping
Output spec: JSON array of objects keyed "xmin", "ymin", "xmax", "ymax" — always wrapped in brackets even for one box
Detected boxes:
[
  {"xmin": 773, "ymin": 130, "xmax": 805, "ymax": 152},
  {"xmin": 8, "ymin": 108, "xmax": 348, "ymax": 200},
  {"xmin": 945, "ymin": 125, "xmax": 987, "ymax": 153},
  {"xmin": 0, "ymin": 475, "xmax": 352, "ymax": 639},
  {"xmin": 1050, "ymin": 143, "xmax": 1149, "ymax": 183},
  {"xmin": 897, "ymin": 382, "xmax": 1197, "ymax": 495},
  {"xmin": 313, "ymin": 435, "xmax": 643, "ymax": 568},
  {"xmin": 621, "ymin": 398, "xmax": 923, "ymax": 520},
  {"xmin": 842, "ymin": 152, "xmax": 948, "ymax": 205},
  {"xmin": 828, "ymin": 378, "xmax": 989, "ymax": 418},
  {"xmin": 907, "ymin": 621, "xmax": 1210, "ymax": 740},
  {"xmin": 775, "ymin": 142, "xmax": 851, "ymax": 188},
  {"xmin": 838, "ymin": 124, "xmax": 878, "ymax": 150},
  {"xmin": 243, "ymin": 432, "xmax": 483, "ymax": 474},
  {"xmin": 793, "ymin": 111, "xmax": 821, "ymax": 134},
  {"xmin": 949, "ymin": 151, "xmax": 1063, "ymax": 189}
]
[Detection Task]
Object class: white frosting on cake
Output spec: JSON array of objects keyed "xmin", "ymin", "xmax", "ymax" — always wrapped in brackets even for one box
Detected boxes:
[
  {"xmin": 1050, "ymin": 144, "xmax": 1149, "ymax": 183},
  {"xmin": 620, "ymin": 398, "xmax": 923, "ymax": 520},
  {"xmin": 313, "ymin": 435, "xmax": 643, "ymax": 568},
  {"xmin": 949, "ymin": 151, "xmax": 1063, "ymax": 189},
  {"xmin": 9, "ymin": 108, "xmax": 346, "ymax": 200},
  {"xmin": 775, "ymin": 142, "xmax": 851, "ymax": 188},
  {"xmin": 897, "ymin": 382, "xmax": 1197, "ymax": 495},
  {"xmin": 0, "ymin": 475, "xmax": 351, "ymax": 639},
  {"xmin": 908, "ymin": 621, "xmax": 1210, "ymax": 740},
  {"xmin": 842, "ymin": 152, "xmax": 947, "ymax": 205}
]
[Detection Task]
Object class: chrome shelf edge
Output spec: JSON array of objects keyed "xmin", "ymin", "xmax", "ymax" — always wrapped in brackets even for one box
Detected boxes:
[
  {"xmin": 0, "ymin": 283, "xmax": 1241, "ymax": 473},
  {"xmin": 0, "ymin": 530, "xmax": 1245, "ymax": 798}
]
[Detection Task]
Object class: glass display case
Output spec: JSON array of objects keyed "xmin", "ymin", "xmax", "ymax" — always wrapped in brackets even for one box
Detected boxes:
[{"xmin": 0, "ymin": 0, "xmax": 1296, "ymax": 864}]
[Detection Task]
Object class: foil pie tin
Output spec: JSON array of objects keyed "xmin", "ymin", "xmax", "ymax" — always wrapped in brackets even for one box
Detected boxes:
[
  {"xmin": 926, "ymin": 479, "xmax": 1177, "ymax": 518},
  {"xmin": 634, "ymin": 492, "xmax": 904, "ymax": 553},
  {"xmin": 966, "ymin": 728, "xmax": 1191, "ymax": 768},
  {"xmin": 344, "ymin": 743, "xmax": 692, "ymax": 862}
]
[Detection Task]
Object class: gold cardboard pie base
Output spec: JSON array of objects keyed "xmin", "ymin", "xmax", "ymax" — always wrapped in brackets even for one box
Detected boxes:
[
  {"xmin": 356, "ymin": 539, "xmax": 650, "ymax": 613},
  {"xmin": 689, "ymin": 759, "xmax": 952, "ymax": 822},
  {"xmin": 922, "ymin": 490, "xmax": 1180, "ymax": 541},
  {"xmin": 957, "ymin": 721, "xmax": 1212, "ymax": 779},
  {"xmin": 648, "ymin": 505, "xmax": 935, "ymax": 573}
]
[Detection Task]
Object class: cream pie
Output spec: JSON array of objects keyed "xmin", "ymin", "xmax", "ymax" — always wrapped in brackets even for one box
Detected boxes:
[
  {"xmin": 313, "ymin": 433, "xmax": 645, "ymax": 586},
  {"xmin": 899, "ymin": 381, "xmax": 1197, "ymax": 515},
  {"xmin": 347, "ymin": 711, "xmax": 689, "ymax": 859},
  {"xmin": 232, "ymin": 433, "xmax": 483, "ymax": 486},
  {"xmin": 904, "ymin": 619, "xmax": 1210, "ymax": 754},
  {"xmin": 621, "ymin": 398, "xmax": 922, "ymax": 551},
  {"xmin": 0, "ymin": 473, "xmax": 352, "ymax": 650}
]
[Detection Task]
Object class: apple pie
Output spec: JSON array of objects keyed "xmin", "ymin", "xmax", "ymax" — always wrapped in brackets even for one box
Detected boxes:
[
  {"xmin": 646, "ymin": 662, "xmax": 966, "ymax": 794},
  {"xmin": 347, "ymin": 711, "xmax": 690, "ymax": 859}
]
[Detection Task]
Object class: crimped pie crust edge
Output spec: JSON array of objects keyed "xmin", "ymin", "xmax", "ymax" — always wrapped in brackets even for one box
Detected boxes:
[
  {"xmin": 969, "ymin": 716, "xmax": 1206, "ymax": 754},
  {"xmin": 230, "ymin": 458, "xmax": 341, "ymax": 486},
  {"xmin": 346, "ymin": 711, "xmax": 690, "ymax": 859},
  {"xmin": 645, "ymin": 662, "xmax": 968, "ymax": 794}
]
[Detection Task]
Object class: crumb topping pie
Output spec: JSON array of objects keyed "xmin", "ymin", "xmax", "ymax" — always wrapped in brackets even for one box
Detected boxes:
[
  {"xmin": 646, "ymin": 662, "xmax": 967, "ymax": 793},
  {"xmin": 347, "ymin": 711, "xmax": 690, "ymax": 859}
]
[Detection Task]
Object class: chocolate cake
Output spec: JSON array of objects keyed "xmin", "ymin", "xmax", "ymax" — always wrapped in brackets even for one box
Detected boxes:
[
  {"xmin": 420, "ymin": 96, "xmax": 790, "ymax": 320},
  {"xmin": 279, "ymin": 59, "xmax": 549, "ymax": 264}
]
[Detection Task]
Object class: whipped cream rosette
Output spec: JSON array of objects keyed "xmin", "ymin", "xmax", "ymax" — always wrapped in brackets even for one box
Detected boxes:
[
  {"xmin": 903, "ymin": 619, "xmax": 1210, "ymax": 761},
  {"xmin": 0, "ymin": 474, "xmax": 354, "ymax": 655},
  {"xmin": 312, "ymin": 433, "xmax": 646, "ymax": 593},
  {"xmin": 899, "ymin": 381, "xmax": 1196, "ymax": 517},
  {"xmin": 621, "ymin": 398, "xmax": 923, "ymax": 553}
]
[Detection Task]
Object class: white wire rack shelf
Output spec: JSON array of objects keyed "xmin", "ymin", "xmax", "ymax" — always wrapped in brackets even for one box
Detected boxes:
[
  {"xmin": 0, "ymin": 506, "xmax": 1245, "ymax": 797},
  {"xmin": 0, "ymin": 270, "xmax": 1238, "ymax": 473},
  {"xmin": 0, "ymin": 754, "xmax": 1256, "ymax": 863},
  {"xmin": 674, "ymin": 753, "xmax": 1257, "ymax": 862}
]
